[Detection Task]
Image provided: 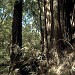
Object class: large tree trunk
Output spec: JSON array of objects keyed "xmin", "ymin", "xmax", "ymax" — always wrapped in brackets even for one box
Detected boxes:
[
  {"xmin": 10, "ymin": 0, "xmax": 22, "ymax": 75},
  {"xmin": 12, "ymin": 0, "xmax": 22, "ymax": 48}
]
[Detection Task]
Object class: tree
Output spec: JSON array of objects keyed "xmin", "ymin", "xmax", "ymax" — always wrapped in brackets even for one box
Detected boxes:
[
  {"xmin": 12, "ymin": 0, "xmax": 22, "ymax": 48},
  {"xmin": 9, "ymin": 0, "xmax": 23, "ymax": 74},
  {"xmin": 38, "ymin": 0, "xmax": 44, "ymax": 52},
  {"xmin": 50, "ymin": 0, "xmax": 54, "ymax": 48},
  {"xmin": 1, "ymin": 0, "xmax": 75, "ymax": 74}
]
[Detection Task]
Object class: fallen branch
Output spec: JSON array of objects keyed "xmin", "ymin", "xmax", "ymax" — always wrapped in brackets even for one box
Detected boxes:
[{"xmin": 56, "ymin": 39, "xmax": 74, "ymax": 50}]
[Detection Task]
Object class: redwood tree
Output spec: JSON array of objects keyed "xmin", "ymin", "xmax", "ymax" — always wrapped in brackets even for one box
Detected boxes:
[
  {"xmin": 10, "ymin": 0, "xmax": 22, "ymax": 74},
  {"xmin": 12, "ymin": 0, "xmax": 22, "ymax": 48}
]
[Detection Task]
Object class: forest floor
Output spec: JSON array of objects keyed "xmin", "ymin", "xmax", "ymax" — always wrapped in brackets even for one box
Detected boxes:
[{"xmin": 0, "ymin": 42, "xmax": 75, "ymax": 75}]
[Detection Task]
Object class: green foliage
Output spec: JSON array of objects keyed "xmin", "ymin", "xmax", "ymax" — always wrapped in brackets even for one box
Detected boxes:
[
  {"xmin": 0, "ymin": 0, "xmax": 41, "ymax": 74},
  {"xmin": 22, "ymin": 24, "xmax": 41, "ymax": 50},
  {"xmin": 0, "ymin": 0, "xmax": 75, "ymax": 75}
]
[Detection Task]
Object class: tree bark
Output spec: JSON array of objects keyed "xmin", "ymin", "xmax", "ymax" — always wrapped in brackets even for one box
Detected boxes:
[
  {"xmin": 12, "ymin": 0, "xmax": 22, "ymax": 48},
  {"xmin": 65, "ymin": 0, "xmax": 73, "ymax": 41},
  {"xmin": 10, "ymin": 0, "xmax": 22, "ymax": 74},
  {"xmin": 57, "ymin": 0, "xmax": 64, "ymax": 58},
  {"xmin": 50, "ymin": 0, "xmax": 54, "ymax": 48},
  {"xmin": 38, "ymin": 0, "xmax": 44, "ymax": 52},
  {"xmin": 44, "ymin": 0, "xmax": 49, "ymax": 61}
]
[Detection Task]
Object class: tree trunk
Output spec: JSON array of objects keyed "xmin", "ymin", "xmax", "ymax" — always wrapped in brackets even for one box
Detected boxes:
[
  {"xmin": 50, "ymin": 0, "xmax": 54, "ymax": 48},
  {"xmin": 44, "ymin": 0, "xmax": 49, "ymax": 61},
  {"xmin": 12, "ymin": 0, "xmax": 22, "ymax": 48},
  {"xmin": 56, "ymin": 0, "xmax": 64, "ymax": 59},
  {"xmin": 65, "ymin": 0, "xmax": 73, "ymax": 41},
  {"xmin": 10, "ymin": 0, "xmax": 22, "ymax": 75},
  {"xmin": 57, "ymin": 0, "xmax": 62, "ymax": 39},
  {"xmin": 38, "ymin": 0, "xmax": 44, "ymax": 52}
]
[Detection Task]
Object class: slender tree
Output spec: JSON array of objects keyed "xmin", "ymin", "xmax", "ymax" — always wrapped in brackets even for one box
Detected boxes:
[
  {"xmin": 65, "ymin": 0, "xmax": 73, "ymax": 41},
  {"xmin": 56, "ymin": 0, "xmax": 64, "ymax": 58},
  {"xmin": 50, "ymin": 0, "xmax": 54, "ymax": 48},
  {"xmin": 38, "ymin": 0, "xmax": 44, "ymax": 52},
  {"xmin": 44, "ymin": 0, "xmax": 49, "ymax": 61},
  {"xmin": 57, "ymin": 0, "xmax": 62, "ymax": 39}
]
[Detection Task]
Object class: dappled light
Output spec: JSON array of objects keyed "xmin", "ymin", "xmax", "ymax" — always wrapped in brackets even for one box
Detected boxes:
[{"xmin": 0, "ymin": 0, "xmax": 75, "ymax": 75}]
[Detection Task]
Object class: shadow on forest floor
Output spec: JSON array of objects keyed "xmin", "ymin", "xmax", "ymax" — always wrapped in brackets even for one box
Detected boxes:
[{"xmin": 0, "ymin": 39, "xmax": 75, "ymax": 75}]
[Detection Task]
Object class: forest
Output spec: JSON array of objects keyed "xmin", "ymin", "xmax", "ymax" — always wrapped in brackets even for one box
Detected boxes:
[{"xmin": 0, "ymin": 0, "xmax": 75, "ymax": 75}]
